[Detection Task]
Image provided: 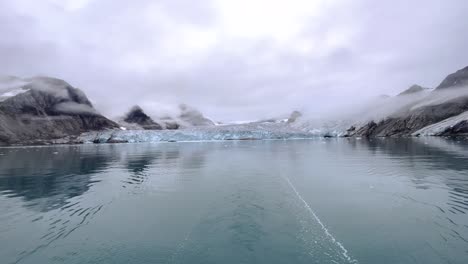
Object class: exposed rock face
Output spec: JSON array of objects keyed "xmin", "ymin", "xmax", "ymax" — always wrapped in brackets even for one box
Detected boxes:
[
  {"xmin": 436, "ymin": 66, "xmax": 468, "ymax": 90},
  {"xmin": 438, "ymin": 120, "xmax": 468, "ymax": 136},
  {"xmin": 123, "ymin": 106, "xmax": 162, "ymax": 130},
  {"xmin": 354, "ymin": 122, "xmax": 378, "ymax": 137},
  {"xmin": 120, "ymin": 104, "xmax": 213, "ymax": 131},
  {"xmin": 352, "ymin": 96, "xmax": 468, "ymax": 137},
  {"xmin": 397, "ymin": 84, "xmax": 429, "ymax": 96},
  {"xmin": 350, "ymin": 66, "xmax": 468, "ymax": 137},
  {"xmin": 0, "ymin": 76, "xmax": 118, "ymax": 145}
]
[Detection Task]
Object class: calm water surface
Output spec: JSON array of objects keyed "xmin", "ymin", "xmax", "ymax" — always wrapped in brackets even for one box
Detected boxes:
[{"xmin": 0, "ymin": 138, "xmax": 467, "ymax": 264}]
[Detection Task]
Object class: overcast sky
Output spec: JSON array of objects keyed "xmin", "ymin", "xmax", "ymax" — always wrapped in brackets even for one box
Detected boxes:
[{"xmin": 1, "ymin": 0, "xmax": 468, "ymax": 121}]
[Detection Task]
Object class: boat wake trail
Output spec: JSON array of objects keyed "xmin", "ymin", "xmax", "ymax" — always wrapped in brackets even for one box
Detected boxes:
[{"xmin": 282, "ymin": 175, "xmax": 358, "ymax": 264}]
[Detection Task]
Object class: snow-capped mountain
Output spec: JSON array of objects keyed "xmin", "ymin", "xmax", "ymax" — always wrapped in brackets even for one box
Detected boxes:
[{"xmin": 0, "ymin": 76, "xmax": 118, "ymax": 145}]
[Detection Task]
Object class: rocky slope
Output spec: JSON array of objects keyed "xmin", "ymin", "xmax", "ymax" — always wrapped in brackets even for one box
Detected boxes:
[
  {"xmin": 122, "ymin": 106, "xmax": 163, "ymax": 130},
  {"xmin": 119, "ymin": 104, "xmax": 214, "ymax": 131},
  {"xmin": 0, "ymin": 76, "xmax": 118, "ymax": 145},
  {"xmin": 436, "ymin": 66, "xmax": 468, "ymax": 90},
  {"xmin": 348, "ymin": 66, "xmax": 468, "ymax": 137}
]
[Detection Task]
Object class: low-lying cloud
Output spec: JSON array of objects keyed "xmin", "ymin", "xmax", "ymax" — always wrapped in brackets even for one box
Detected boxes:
[{"xmin": 54, "ymin": 102, "xmax": 98, "ymax": 115}]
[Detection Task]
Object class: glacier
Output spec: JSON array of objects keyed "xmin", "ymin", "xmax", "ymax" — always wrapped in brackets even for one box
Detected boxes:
[
  {"xmin": 76, "ymin": 112, "xmax": 468, "ymax": 144},
  {"xmin": 78, "ymin": 121, "xmax": 345, "ymax": 143}
]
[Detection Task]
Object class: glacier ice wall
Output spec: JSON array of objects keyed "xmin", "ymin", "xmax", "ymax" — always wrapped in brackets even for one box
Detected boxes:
[{"xmin": 78, "ymin": 122, "xmax": 348, "ymax": 143}]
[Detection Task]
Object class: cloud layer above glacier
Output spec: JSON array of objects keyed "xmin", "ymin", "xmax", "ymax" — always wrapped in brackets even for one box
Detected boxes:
[{"xmin": 1, "ymin": 0, "xmax": 468, "ymax": 121}]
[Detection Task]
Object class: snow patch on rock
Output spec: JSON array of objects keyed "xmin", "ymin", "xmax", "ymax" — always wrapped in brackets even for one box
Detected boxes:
[
  {"xmin": 0, "ymin": 88, "xmax": 30, "ymax": 101},
  {"xmin": 413, "ymin": 111, "xmax": 468, "ymax": 136}
]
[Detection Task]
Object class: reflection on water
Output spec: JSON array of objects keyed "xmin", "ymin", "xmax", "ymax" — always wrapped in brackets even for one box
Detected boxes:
[
  {"xmin": 124, "ymin": 152, "xmax": 156, "ymax": 186},
  {"xmin": 0, "ymin": 146, "xmax": 111, "ymax": 211},
  {"xmin": 350, "ymin": 138, "xmax": 468, "ymax": 257},
  {"xmin": 353, "ymin": 138, "xmax": 468, "ymax": 214},
  {"xmin": 0, "ymin": 139, "xmax": 467, "ymax": 264}
]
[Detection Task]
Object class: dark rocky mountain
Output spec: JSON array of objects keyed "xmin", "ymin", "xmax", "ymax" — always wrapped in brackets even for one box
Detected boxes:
[
  {"xmin": 120, "ymin": 104, "xmax": 213, "ymax": 130},
  {"xmin": 436, "ymin": 66, "xmax": 468, "ymax": 90},
  {"xmin": 123, "ymin": 106, "xmax": 162, "ymax": 130},
  {"xmin": 349, "ymin": 66, "xmax": 468, "ymax": 137},
  {"xmin": 0, "ymin": 76, "xmax": 118, "ymax": 145}
]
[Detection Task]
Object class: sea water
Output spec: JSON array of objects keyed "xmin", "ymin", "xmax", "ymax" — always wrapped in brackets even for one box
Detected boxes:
[{"xmin": 0, "ymin": 138, "xmax": 467, "ymax": 264}]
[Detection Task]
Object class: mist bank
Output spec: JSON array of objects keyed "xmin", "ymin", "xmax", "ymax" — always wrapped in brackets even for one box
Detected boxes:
[{"xmin": 1, "ymin": 65, "xmax": 468, "ymax": 146}]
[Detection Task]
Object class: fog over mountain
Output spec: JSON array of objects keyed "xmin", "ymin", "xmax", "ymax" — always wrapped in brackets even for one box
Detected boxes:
[{"xmin": 1, "ymin": 0, "xmax": 468, "ymax": 121}]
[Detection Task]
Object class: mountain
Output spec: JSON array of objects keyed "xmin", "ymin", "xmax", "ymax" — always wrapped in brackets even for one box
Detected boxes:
[
  {"xmin": 122, "ymin": 106, "xmax": 163, "ymax": 130},
  {"xmin": 119, "ymin": 104, "xmax": 214, "ymax": 131},
  {"xmin": 177, "ymin": 104, "xmax": 215, "ymax": 127},
  {"xmin": 0, "ymin": 76, "xmax": 118, "ymax": 145},
  {"xmin": 436, "ymin": 66, "xmax": 468, "ymax": 90},
  {"xmin": 150, "ymin": 104, "xmax": 215, "ymax": 129},
  {"xmin": 348, "ymin": 66, "xmax": 468, "ymax": 137},
  {"xmin": 397, "ymin": 84, "xmax": 430, "ymax": 96}
]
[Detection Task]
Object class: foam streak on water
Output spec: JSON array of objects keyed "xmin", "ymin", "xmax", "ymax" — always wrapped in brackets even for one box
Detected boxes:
[{"xmin": 283, "ymin": 175, "xmax": 358, "ymax": 264}]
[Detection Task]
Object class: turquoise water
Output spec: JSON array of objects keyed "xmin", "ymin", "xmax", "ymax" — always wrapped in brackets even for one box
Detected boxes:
[{"xmin": 0, "ymin": 138, "xmax": 467, "ymax": 264}]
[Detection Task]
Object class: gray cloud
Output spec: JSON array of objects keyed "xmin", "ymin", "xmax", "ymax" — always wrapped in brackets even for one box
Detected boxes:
[{"xmin": 1, "ymin": 0, "xmax": 468, "ymax": 121}]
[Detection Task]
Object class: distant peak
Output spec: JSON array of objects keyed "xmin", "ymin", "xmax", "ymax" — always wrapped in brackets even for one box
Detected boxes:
[
  {"xmin": 398, "ymin": 84, "xmax": 428, "ymax": 96},
  {"xmin": 436, "ymin": 65, "xmax": 468, "ymax": 90},
  {"xmin": 123, "ymin": 105, "xmax": 162, "ymax": 130},
  {"xmin": 125, "ymin": 105, "xmax": 148, "ymax": 120},
  {"xmin": 129, "ymin": 105, "xmax": 144, "ymax": 113}
]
